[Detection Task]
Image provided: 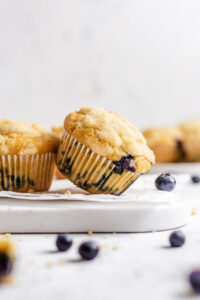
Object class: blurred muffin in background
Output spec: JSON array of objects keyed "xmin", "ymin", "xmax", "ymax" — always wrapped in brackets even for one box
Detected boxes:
[
  {"xmin": 179, "ymin": 120, "xmax": 200, "ymax": 162},
  {"xmin": 143, "ymin": 127, "xmax": 183, "ymax": 163},
  {"xmin": 51, "ymin": 125, "xmax": 65, "ymax": 179}
]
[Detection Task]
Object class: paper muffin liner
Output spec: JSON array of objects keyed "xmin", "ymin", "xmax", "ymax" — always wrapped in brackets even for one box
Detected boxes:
[
  {"xmin": 55, "ymin": 167, "xmax": 66, "ymax": 179},
  {"xmin": 150, "ymin": 144, "xmax": 180, "ymax": 163},
  {"xmin": 183, "ymin": 144, "xmax": 200, "ymax": 162},
  {"xmin": 56, "ymin": 130, "xmax": 141, "ymax": 195},
  {"xmin": 0, "ymin": 153, "xmax": 56, "ymax": 192}
]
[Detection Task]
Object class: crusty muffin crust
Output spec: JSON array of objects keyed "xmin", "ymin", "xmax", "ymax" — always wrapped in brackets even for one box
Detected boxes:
[
  {"xmin": 0, "ymin": 120, "xmax": 59, "ymax": 155},
  {"xmin": 64, "ymin": 107, "xmax": 154, "ymax": 163}
]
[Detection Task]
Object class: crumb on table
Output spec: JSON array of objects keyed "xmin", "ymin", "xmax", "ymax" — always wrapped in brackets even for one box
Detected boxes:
[
  {"xmin": 191, "ymin": 210, "xmax": 196, "ymax": 215},
  {"xmin": 65, "ymin": 190, "xmax": 71, "ymax": 195},
  {"xmin": 88, "ymin": 230, "xmax": 93, "ymax": 236}
]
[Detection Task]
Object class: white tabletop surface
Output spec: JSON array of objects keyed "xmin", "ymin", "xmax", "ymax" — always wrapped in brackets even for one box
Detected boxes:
[{"xmin": 0, "ymin": 178, "xmax": 199, "ymax": 300}]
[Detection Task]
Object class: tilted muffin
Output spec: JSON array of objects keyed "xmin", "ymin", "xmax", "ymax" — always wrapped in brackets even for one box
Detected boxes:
[
  {"xmin": 0, "ymin": 120, "xmax": 59, "ymax": 192},
  {"xmin": 56, "ymin": 107, "xmax": 154, "ymax": 195},
  {"xmin": 51, "ymin": 125, "xmax": 65, "ymax": 179},
  {"xmin": 179, "ymin": 119, "xmax": 200, "ymax": 162},
  {"xmin": 143, "ymin": 127, "xmax": 183, "ymax": 163}
]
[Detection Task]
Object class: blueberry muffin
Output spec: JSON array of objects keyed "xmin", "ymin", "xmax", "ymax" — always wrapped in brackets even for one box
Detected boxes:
[
  {"xmin": 179, "ymin": 120, "xmax": 200, "ymax": 162},
  {"xmin": 0, "ymin": 237, "xmax": 15, "ymax": 278},
  {"xmin": 0, "ymin": 120, "xmax": 59, "ymax": 192},
  {"xmin": 143, "ymin": 127, "xmax": 183, "ymax": 163},
  {"xmin": 51, "ymin": 125, "xmax": 65, "ymax": 179},
  {"xmin": 56, "ymin": 107, "xmax": 154, "ymax": 195}
]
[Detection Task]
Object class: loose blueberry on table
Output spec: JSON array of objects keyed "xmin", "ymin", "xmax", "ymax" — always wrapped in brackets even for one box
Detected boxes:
[
  {"xmin": 79, "ymin": 241, "xmax": 99, "ymax": 260},
  {"xmin": 189, "ymin": 270, "xmax": 200, "ymax": 294},
  {"xmin": 0, "ymin": 253, "xmax": 13, "ymax": 277},
  {"xmin": 169, "ymin": 230, "xmax": 185, "ymax": 247},
  {"xmin": 191, "ymin": 175, "xmax": 200, "ymax": 184},
  {"xmin": 155, "ymin": 173, "xmax": 176, "ymax": 192},
  {"xmin": 56, "ymin": 234, "xmax": 73, "ymax": 252}
]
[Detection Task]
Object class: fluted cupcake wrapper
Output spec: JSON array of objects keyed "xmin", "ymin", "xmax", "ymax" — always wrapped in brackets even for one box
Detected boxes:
[
  {"xmin": 0, "ymin": 153, "xmax": 56, "ymax": 192},
  {"xmin": 150, "ymin": 144, "xmax": 180, "ymax": 163},
  {"xmin": 56, "ymin": 130, "xmax": 141, "ymax": 195},
  {"xmin": 183, "ymin": 144, "xmax": 200, "ymax": 162}
]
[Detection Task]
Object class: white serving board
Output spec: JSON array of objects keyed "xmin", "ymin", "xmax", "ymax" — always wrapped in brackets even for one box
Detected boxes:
[{"xmin": 0, "ymin": 175, "xmax": 190, "ymax": 233}]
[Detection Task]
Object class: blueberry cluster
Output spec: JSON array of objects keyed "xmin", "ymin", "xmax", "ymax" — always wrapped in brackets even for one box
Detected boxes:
[
  {"xmin": 113, "ymin": 155, "xmax": 136, "ymax": 173},
  {"xmin": 56, "ymin": 234, "xmax": 99, "ymax": 261},
  {"xmin": 0, "ymin": 168, "xmax": 34, "ymax": 191}
]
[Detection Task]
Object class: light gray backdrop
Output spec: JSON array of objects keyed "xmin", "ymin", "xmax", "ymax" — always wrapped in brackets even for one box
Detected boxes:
[{"xmin": 0, "ymin": 0, "xmax": 199, "ymax": 130}]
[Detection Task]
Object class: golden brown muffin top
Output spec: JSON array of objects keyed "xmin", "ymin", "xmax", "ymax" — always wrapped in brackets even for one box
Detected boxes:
[
  {"xmin": 0, "ymin": 119, "xmax": 59, "ymax": 155},
  {"xmin": 143, "ymin": 127, "xmax": 183, "ymax": 147},
  {"xmin": 64, "ymin": 106, "xmax": 155, "ymax": 162},
  {"xmin": 179, "ymin": 119, "xmax": 200, "ymax": 145},
  {"xmin": 51, "ymin": 125, "xmax": 63, "ymax": 138}
]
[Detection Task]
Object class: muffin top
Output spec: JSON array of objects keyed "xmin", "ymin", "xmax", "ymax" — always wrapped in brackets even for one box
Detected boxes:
[
  {"xmin": 0, "ymin": 120, "xmax": 59, "ymax": 155},
  {"xmin": 143, "ymin": 127, "xmax": 183, "ymax": 146},
  {"xmin": 179, "ymin": 119, "xmax": 200, "ymax": 147},
  {"xmin": 64, "ymin": 107, "xmax": 155, "ymax": 163},
  {"xmin": 51, "ymin": 125, "xmax": 63, "ymax": 138}
]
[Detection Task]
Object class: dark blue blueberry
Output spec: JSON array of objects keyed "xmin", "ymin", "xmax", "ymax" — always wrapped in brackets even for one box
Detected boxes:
[
  {"xmin": 113, "ymin": 155, "xmax": 136, "ymax": 172},
  {"xmin": 79, "ymin": 241, "xmax": 99, "ymax": 260},
  {"xmin": 191, "ymin": 176, "xmax": 200, "ymax": 184},
  {"xmin": 56, "ymin": 234, "xmax": 73, "ymax": 252},
  {"xmin": 189, "ymin": 270, "xmax": 200, "ymax": 294},
  {"xmin": 0, "ymin": 253, "xmax": 13, "ymax": 277},
  {"xmin": 169, "ymin": 230, "xmax": 185, "ymax": 247},
  {"xmin": 155, "ymin": 173, "xmax": 176, "ymax": 191}
]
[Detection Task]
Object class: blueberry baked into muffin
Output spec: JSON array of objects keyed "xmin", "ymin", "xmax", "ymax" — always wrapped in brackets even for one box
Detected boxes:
[
  {"xmin": 143, "ymin": 127, "xmax": 183, "ymax": 163},
  {"xmin": 56, "ymin": 107, "xmax": 155, "ymax": 195},
  {"xmin": 51, "ymin": 125, "xmax": 65, "ymax": 179},
  {"xmin": 0, "ymin": 120, "xmax": 59, "ymax": 192}
]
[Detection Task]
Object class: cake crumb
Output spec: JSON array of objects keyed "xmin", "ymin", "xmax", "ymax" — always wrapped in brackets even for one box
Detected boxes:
[
  {"xmin": 136, "ymin": 194, "xmax": 141, "ymax": 199},
  {"xmin": 65, "ymin": 190, "xmax": 71, "ymax": 195},
  {"xmin": 58, "ymin": 259, "xmax": 67, "ymax": 266},
  {"xmin": 5, "ymin": 233, "xmax": 11, "ymax": 239},
  {"xmin": 191, "ymin": 210, "xmax": 196, "ymax": 215},
  {"xmin": 104, "ymin": 235, "xmax": 109, "ymax": 239},
  {"xmin": 88, "ymin": 230, "xmax": 93, "ymax": 236},
  {"xmin": 28, "ymin": 189, "xmax": 34, "ymax": 193},
  {"xmin": 45, "ymin": 262, "xmax": 53, "ymax": 269},
  {"xmin": 8, "ymin": 207, "xmax": 12, "ymax": 211},
  {"xmin": 112, "ymin": 244, "xmax": 120, "ymax": 251},
  {"xmin": 99, "ymin": 244, "xmax": 109, "ymax": 250}
]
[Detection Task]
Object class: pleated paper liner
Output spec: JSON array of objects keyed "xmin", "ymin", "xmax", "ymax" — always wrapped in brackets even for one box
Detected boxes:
[
  {"xmin": 57, "ymin": 130, "xmax": 142, "ymax": 195},
  {"xmin": 150, "ymin": 144, "xmax": 180, "ymax": 163},
  {"xmin": 183, "ymin": 143, "xmax": 200, "ymax": 162},
  {"xmin": 55, "ymin": 167, "xmax": 66, "ymax": 179},
  {"xmin": 0, "ymin": 153, "xmax": 56, "ymax": 192}
]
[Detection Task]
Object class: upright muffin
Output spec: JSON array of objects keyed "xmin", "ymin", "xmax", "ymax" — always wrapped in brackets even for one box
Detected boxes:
[
  {"xmin": 179, "ymin": 120, "xmax": 200, "ymax": 162},
  {"xmin": 0, "ymin": 120, "xmax": 59, "ymax": 192},
  {"xmin": 143, "ymin": 127, "xmax": 183, "ymax": 163},
  {"xmin": 51, "ymin": 125, "xmax": 65, "ymax": 179},
  {"xmin": 56, "ymin": 107, "xmax": 154, "ymax": 195}
]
